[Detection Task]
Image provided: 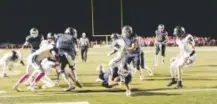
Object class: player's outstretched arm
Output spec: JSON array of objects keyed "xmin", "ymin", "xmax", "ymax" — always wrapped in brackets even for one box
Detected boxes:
[{"xmin": 107, "ymin": 49, "xmax": 118, "ymax": 56}]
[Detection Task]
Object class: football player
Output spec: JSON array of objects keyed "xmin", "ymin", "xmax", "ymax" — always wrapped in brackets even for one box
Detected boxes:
[
  {"xmin": 0, "ymin": 50, "xmax": 24, "ymax": 77},
  {"xmin": 21, "ymin": 28, "xmax": 43, "ymax": 53},
  {"xmin": 40, "ymin": 32, "xmax": 55, "ymax": 48},
  {"xmin": 13, "ymin": 44, "xmax": 59, "ymax": 92},
  {"xmin": 108, "ymin": 33, "xmax": 127, "ymax": 71},
  {"xmin": 133, "ymin": 50, "xmax": 154, "ymax": 77},
  {"xmin": 167, "ymin": 26, "xmax": 195, "ymax": 88},
  {"xmin": 96, "ymin": 64, "xmax": 134, "ymax": 96},
  {"xmin": 23, "ymin": 33, "xmax": 58, "ymax": 88},
  {"xmin": 154, "ymin": 24, "xmax": 168, "ymax": 66},
  {"xmin": 55, "ymin": 27, "xmax": 83, "ymax": 90},
  {"xmin": 121, "ymin": 25, "xmax": 145, "ymax": 80}
]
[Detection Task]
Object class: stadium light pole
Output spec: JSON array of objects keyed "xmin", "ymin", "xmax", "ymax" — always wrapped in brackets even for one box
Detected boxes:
[
  {"xmin": 91, "ymin": 0, "xmax": 95, "ymax": 36},
  {"xmin": 120, "ymin": 0, "xmax": 123, "ymax": 29},
  {"xmin": 120, "ymin": 0, "xmax": 123, "ymax": 28}
]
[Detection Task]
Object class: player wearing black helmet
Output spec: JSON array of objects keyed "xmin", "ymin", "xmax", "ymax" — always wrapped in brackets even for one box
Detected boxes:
[{"xmin": 167, "ymin": 26, "xmax": 196, "ymax": 88}]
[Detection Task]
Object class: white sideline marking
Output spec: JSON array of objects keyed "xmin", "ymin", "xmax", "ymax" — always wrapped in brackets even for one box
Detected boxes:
[
  {"xmin": 152, "ymin": 88, "xmax": 217, "ymax": 93},
  {"xmin": 20, "ymin": 102, "xmax": 89, "ymax": 104},
  {"xmin": 0, "ymin": 90, "xmax": 6, "ymax": 94},
  {"xmin": 1, "ymin": 88, "xmax": 217, "ymax": 98}
]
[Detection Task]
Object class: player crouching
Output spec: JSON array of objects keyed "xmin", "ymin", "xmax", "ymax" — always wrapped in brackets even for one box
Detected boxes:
[
  {"xmin": 96, "ymin": 64, "xmax": 134, "ymax": 96},
  {"xmin": 167, "ymin": 26, "xmax": 196, "ymax": 88},
  {"xmin": 13, "ymin": 44, "xmax": 59, "ymax": 92},
  {"xmin": 0, "ymin": 50, "xmax": 24, "ymax": 78}
]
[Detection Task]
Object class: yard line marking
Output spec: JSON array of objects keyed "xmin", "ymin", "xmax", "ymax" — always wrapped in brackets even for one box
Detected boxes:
[
  {"xmin": 1, "ymin": 88, "xmax": 217, "ymax": 98},
  {"xmin": 0, "ymin": 90, "xmax": 6, "ymax": 94},
  {"xmin": 151, "ymin": 88, "xmax": 217, "ymax": 93},
  {"xmin": 19, "ymin": 101, "xmax": 89, "ymax": 104}
]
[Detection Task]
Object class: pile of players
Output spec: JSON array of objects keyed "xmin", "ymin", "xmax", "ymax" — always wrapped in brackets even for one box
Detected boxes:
[
  {"xmin": 94, "ymin": 24, "xmax": 196, "ymax": 95},
  {"xmin": 0, "ymin": 24, "xmax": 196, "ymax": 96},
  {"xmin": 0, "ymin": 27, "xmax": 82, "ymax": 92}
]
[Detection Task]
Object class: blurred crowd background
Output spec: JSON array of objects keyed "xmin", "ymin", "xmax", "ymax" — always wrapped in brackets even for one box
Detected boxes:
[
  {"xmin": 136, "ymin": 36, "xmax": 217, "ymax": 47},
  {"xmin": 0, "ymin": 36, "xmax": 216, "ymax": 49}
]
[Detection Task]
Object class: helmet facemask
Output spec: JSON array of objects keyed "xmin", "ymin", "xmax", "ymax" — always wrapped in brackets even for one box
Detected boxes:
[
  {"xmin": 121, "ymin": 25, "xmax": 133, "ymax": 38},
  {"xmin": 158, "ymin": 24, "xmax": 165, "ymax": 32},
  {"xmin": 30, "ymin": 28, "xmax": 39, "ymax": 38}
]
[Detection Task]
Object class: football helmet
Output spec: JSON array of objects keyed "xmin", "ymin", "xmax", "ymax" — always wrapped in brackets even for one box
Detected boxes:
[
  {"xmin": 30, "ymin": 28, "xmax": 39, "ymax": 38},
  {"xmin": 173, "ymin": 26, "xmax": 186, "ymax": 37},
  {"xmin": 158, "ymin": 24, "xmax": 165, "ymax": 32},
  {"xmin": 65, "ymin": 27, "xmax": 78, "ymax": 38},
  {"xmin": 82, "ymin": 32, "xmax": 86, "ymax": 38},
  {"xmin": 121, "ymin": 25, "xmax": 133, "ymax": 37},
  {"xmin": 110, "ymin": 33, "xmax": 119, "ymax": 41}
]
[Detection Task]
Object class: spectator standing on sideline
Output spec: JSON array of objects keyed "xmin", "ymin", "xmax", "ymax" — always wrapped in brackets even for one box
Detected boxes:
[{"xmin": 79, "ymin": 33, "xmax": 90, "ymax": 63}]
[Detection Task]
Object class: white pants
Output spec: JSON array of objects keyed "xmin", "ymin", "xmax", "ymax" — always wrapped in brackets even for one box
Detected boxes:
[
  {"xmin": 25, "ymin": 57, "xmax": 56, "ymax": 87},
  {"xmin": 170, "ymin": 54, "xmax": 190, "ymax": 81},
  {"xmin": 109, "ymin": 54, "xmax": 125, "ymax": 68},
  {"xmin": 26, "ymin": 54, "xmax": 39, "ymax": 74}
]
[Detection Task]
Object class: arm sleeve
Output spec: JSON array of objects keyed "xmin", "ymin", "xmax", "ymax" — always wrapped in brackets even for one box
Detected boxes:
[
  {"xmin": 187, "ymin": 35, "xmax": 195, "ymax": 46},
  {"xmin": 25, "ymin": 36, "xmax": 31, "ymax": 43}
]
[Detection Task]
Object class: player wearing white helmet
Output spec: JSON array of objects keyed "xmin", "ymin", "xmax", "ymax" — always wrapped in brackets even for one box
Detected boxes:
[
  {"xmin": 167, "ymin": 26, "xmax": 196, "ymax": 88},
  {"xmin": 108, "ymin": 33, "xmax": 127, "ymax": 71},
  {"xmin": 40, "ymin": 32, "xmax": 55, "ymax": 48},
  {"xmin": 154, "ymin": 24, "xmax": 168, "ymax": 66},
  {"xmin": 22, "ymin": 28, "xmax": 43, "ymax": 53},
  {"xmin": 0, "ymin": 50, "xmax": 24, "ymax": 78}
]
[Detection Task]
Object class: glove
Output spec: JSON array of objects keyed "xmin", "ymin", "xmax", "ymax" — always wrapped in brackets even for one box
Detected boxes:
[{"xmin": 189, "ymin": 50, "xmax": 195, "ymax": 57}]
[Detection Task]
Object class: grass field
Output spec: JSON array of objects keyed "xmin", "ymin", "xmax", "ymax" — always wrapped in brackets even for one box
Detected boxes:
[{"xmin": 0, "ymin": 47, "xmax": 217, "ymax": 104}]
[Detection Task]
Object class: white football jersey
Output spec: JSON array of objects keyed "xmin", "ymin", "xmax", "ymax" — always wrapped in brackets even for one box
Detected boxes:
[
  {"xmin": 176, "ymin": 34, "xmax": 195, "ymax": 55},
  {"xmin": 33, "ymin": 44, "xmax": 55, "ymax": 62},
  {"xmin": 40, "ymin": 40, "xmax": 55, "ymax": 49},
  {"xmin": 112, "ymin": 38, "xmax": 127, "ymax": 56},
  {"xmin": 41, "ymin": 58, "xmax": 56, "ymax": 75}
]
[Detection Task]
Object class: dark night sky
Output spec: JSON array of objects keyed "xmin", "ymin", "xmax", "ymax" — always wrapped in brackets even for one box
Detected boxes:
[{"xmin": 0, "ymin": 0, "xmax": 216, "ymax": 43}]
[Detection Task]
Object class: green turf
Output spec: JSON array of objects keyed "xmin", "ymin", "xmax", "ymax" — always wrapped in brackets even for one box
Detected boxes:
[{"xmin": 0, "ymin": 47, "xmax": 217, "ymax": 104}]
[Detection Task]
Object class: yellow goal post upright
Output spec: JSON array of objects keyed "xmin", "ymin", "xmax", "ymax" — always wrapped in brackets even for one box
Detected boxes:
[
  {"xmin": 92, "ymin": 34, "xmax": 111, "ymax": 45},
  {"xmin": 91, "ymin": 0, "xmax": 123, "ymax": 45}
]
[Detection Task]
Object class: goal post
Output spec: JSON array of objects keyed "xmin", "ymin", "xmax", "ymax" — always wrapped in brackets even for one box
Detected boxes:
[
  {"xmin": 90, "ymin": 0, "xmax": 123, "ymax": 45},
  {"xmin": 92, "ymin": 35, "xmax": 110, "ymax": 45}
]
